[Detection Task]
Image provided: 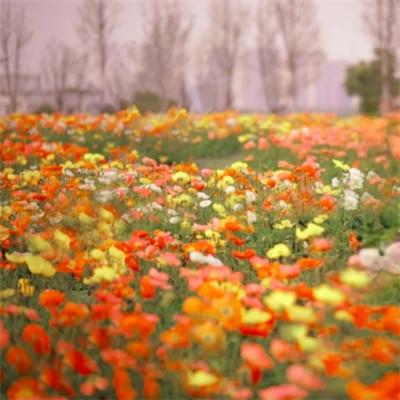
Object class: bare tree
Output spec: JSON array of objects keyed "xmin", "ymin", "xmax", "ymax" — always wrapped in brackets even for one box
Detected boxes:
[
  {"xmin": 137, "ymin": 0, "xmax": 192, "ymax": 110},
  {"xmin": 271, "ymin": 0, "xmax": 322, "ymax": 112},
  {"xmin": 42, "ymin": 40, "xmax": 77, "ymax": 112},
  {"xmin": 195, "ymin": 46, "xmax": 220, "ymax": 112},
  {"xmin": 363, "ymin": 0, "xmax": 400, "ymax": 113},
  {"xmin": 0, "ymin": 1, "xmax": 32, "ymax": 113},
  {"xmin": 207, "ymin": 0, "xmax": 244, "ymax": 110},
  {"xmin": 77, "ymin": 0, "xmax": 120, "ymax": 104},
  {"xmin": 256, "ymin": 0, "xmax": 284, "ymax": 113}
]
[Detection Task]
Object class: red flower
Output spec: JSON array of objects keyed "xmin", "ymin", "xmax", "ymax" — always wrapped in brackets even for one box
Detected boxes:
[{"xmin": 22, "ymin": 323, "xmax": 51, "ymax": 355}]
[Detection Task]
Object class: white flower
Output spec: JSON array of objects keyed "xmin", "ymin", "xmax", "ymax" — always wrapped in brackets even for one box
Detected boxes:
[
  {"xmin": 232, "ymin": 203, "xmax": 243, "ymax": 212},
  {"xmin": 344, "ymin": 168, "xmax": 364, "ymax": 190},
  {"xmin": 204, "ymin": 254, "xmax": 223, "ymax": 267},
  {"xmin": 359, "ymin": 248, "xmax": 381, "ymax": 270},
  {"xmin": 245, "ymin": 190, "xmax": 257, "ymax": 205},
  {"xmin": 197, "ymin": 192, "xmax": 210, "ymax": 200},
  {"xmin": 343, "ymin": 189, "xmax": 359, "ymax": 210},
  {"xmin": 189, "ymin": 251, "xmax": 223, "ymax": 267},
  {"xmin": 366, "ymin": 170, "xmax": 379, "ymax": 181},
  {"xmin": 189, "ymin": 251, "xmax": 205, "ymax": 263},
  {"xmin": 247, "ymin": 211, "xmax": 257, "ymax": 224},
  {"xmin": 331, "ymin": 177, "xmax": 340, "ymax": 188},
  {"xmin": 169, "ymin": 216, "xmax": 181, "ymax": 224},
  {"xmin": 225, "ymin": 185, "xmax": 236, "ymax": 194},
  {"xmin": 150, "ymin": 184, "xmax": 162, "ymax": 193},
  {"xmin": 199, "ymin": 199, "xmax": 212, "ymax": 208}
]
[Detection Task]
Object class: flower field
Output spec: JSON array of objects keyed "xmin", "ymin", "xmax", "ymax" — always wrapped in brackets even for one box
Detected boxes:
[{"xmin": 0, "ymin": 109, "xmax": 400, "ymax": 400}]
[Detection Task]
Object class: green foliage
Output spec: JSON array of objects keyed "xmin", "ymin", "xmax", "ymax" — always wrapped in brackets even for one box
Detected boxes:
[
  {"xmin": 345, "ymin": 49, "xmax": 400, "ymax": 115},
  {"xmin": 33, "ymin": 104, "xmax": 55, "ymax": 114},
  {"xmin": 133, "ymin": 90, "xmax": 163, "ymax": 113}
]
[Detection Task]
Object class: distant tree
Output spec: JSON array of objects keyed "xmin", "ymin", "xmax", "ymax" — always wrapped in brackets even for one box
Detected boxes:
[
  {"xmin": 207, "ymin": 0, "xmax": 245, "ymax": 110},
  {"xmin": 0, "ymin": 1, "xmax": 32, "ymax": 113},
  {"xmin": 256, "ymin": 0, "xmax": 284, "ymax": 112},
  {"xmin": 363, "ymin": 0, "xmax": 400, "ymax": 113},
  {"xmin": 271, "ymin": 0, "xmax": 322, "ymax": 112},
  {"xmin": 42, "ymin": 40, "xmax": 77, "ymax": 112},
  {"xmin": 345, "ymin": 49, "xmax": 400, "ymax": 115},
  {"xmin": 137, "ymin": 0, "xmax": 192, "ymax": 110},
  {"xmin": 77, "ymin": 0, "xmax": 120, "ymax": 104},
  {"xmin": 195, "ymin": 48, "xmax": 220, "ymax": 112},
  {"xmin": 133, "ymin": 90, "xmax": 163, "ymax": 113}
]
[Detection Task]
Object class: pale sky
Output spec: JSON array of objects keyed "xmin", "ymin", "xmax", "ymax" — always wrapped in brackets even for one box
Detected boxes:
[{"xmin": 12, "ymin": 0, "xmax": 373, "ymax": 76}]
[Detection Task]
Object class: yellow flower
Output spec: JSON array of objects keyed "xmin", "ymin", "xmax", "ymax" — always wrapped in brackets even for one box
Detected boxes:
[
  {"xmin": 187, "ymin": 371, "xmax": 218, "ymax": 387},
  {"xmin": 99, "ymin": 208, "xmax": 115, "ymax": 223},
  {"xmin": 26, "ymin": 234, "xmax": 52, "ymax": 253},
  {"xmin": 231, "ymin": 161, "xmax": 248, "ymax": 171},
  {"xmin": 298, "ymin": 336, "xmax": 321, "ymax": 352},
  {"xmin": 340, "ymin": 268, "xmax": 370, "ymax": 288},
  {"xmin": 333, "ymin": 159, "xmax": 350, "ymax": 171},
  {"xmin": 286, "ymin": 305, "xmax": 316, "ymax": 323},
  {"xmin": 242, "ymin": 308, "xmax": 273, "ymax": 324},
  {"xmin": 273, "ymin": 219, "xmax": 294, "ymax": 230},
  {"xmin": 264, "ymin": 290, "xmax": 296, "ymax": 311},
  {"xmin": 54, "ymin": 230, "xmax": 71, "ymax": 249},
  {"xmin": 267, "ymin": 243, "xmax": 291, "ymax": 259},
  {"xmin": 90, "ymin": 248, "xmax": 105, "ymax": 260},
  {"xmin": 25, "ymin": 254, "xmax": 56, "ymax": 277},
  {"xmin": 280, "ymin": 323, "xmax": 308, "ymax": 341},
  {"xmin": 0, "ymin": 288, "xmax": 15, "ymax": 298},
  {"xmin": 296, "ymin": 223, "xmax": 324, "ymax": 241},
  {"xmin": 212, "ymin": 203, "xmax": 226, "ymax": 217},
  {"xmin": 334, "ymin": 310, "xmax": 354, "ymax": 322},
  {"xmin": 86, "ymin": 266, "xmax": 117, "ymax": 284},
  {"xmin": 18, "ymin": 278, "xmax": 35, "ymax": 297},
  {"xmin": 172, "ymin": 171, "xmax": 191, "ymax": 185},
  {"xmin": 6, "ymin": 252, "xmax": 26, "ymax": 264},
  {"xmin": 108, "ymin": 245, "xmax": 126, "ymax": 264},
  {"xmin": 313, "ymin": 284, "xmax": 345, "ymax": 306},
  {"xmin": 313, "ymin": 214, "xmax": 328, "ymax": 224},
  {"xmin": 78, "ymin": 212, "xmax": 95, "ymax": 225}
]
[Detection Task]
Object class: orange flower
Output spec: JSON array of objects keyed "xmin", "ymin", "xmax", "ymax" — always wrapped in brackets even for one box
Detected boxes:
[
  {"xmin": 57, "ymin": 302, "xmax": 89, "ymax": 326},
  {"xmin": 39, "ymin": 289, "xmax": 65, "ymax": 310},
  {"xmin": 347, "ymin": 372, "xmax": 400, "ymax": 400},
  {"xmin": 297, "ymin": 258, "xmax": 324, "ymax": 270},
  {"xmin": 211, "ymin": 294, "xmax": 242, "ymax": 331},
  {"xmin": 368, "ymin": 337, "xmax": 398, "ymax": 364},
  {"xmin": 7, "ymin": 377, "xmax": 44, "ymax": 400},
  {"xmin": 160, "ymin": 322, "xmax": 191, "ymax": 349},
  {"xmin": 191, "ymin": 320, "xmax": 226, "ymax": 352},
  {"xmin": 183, "ymin": 240, "xmax": 215, "ymax": 255},
  {"xmin": 348, "ymin": 232, "xmax": 361, "ymax": 251},
  {"xmin": 6, "ymin": 346, "xmax": 32, "ymax": 374},
  {"xmin": 140, "ymin": 275, "xmax": 156, "ymax": 299},
  {"xmin": 232, "ymin": 249, "xmax": 256, "ymax": 260},
  {"xmin": 22, "ymin": 323, "xmax": 51, "ymax": 355},
  {"xmin": 113, "ymin": 368, "xmax": 136, "ymax": 400}
]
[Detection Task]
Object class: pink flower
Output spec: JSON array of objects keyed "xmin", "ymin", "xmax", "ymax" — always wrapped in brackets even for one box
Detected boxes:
[
  {"xmin": 287, "ymin": 364, "xmax": 324, "ymax": 390},
  {"xmin": 259, "ymin": 384, "xmax": 308, "ymax": 400},
  {"xmin": 241, "ymin": 342, "xmax": 273, "ymax": 370},
  {"xmin": 258, "ymin": 137, "xmax": 269, "ymax": 150}
]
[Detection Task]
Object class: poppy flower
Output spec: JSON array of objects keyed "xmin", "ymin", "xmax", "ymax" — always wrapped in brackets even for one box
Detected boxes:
[
  {"xmin": 22, "ymin": 323, "xmax": 51, "ymax": 355},
  {"xmin": 6, "ymin": 346, "xmax": 32, "ymax": 374},
  {"xmin": 7, "ymin": 377, "xmax": 44, "ymax": 400},
  {"xmin": 39, "ymin": 289, "xmax": 65, "ymax": 310}
]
